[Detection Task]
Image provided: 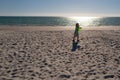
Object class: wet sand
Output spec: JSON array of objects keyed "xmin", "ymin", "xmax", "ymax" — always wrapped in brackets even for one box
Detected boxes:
[{"xmin": 0, "ymin": 26, "xmax": 120, "ymax": 80}]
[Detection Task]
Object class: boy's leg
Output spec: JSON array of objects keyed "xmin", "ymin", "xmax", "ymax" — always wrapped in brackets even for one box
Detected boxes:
[
  {"xmin": 77, "ymin": 35, "xmax": 79, "ymax": 42},
  {"xmin": 73, "ymin": 36, "xmax": 75, "ymax": 42}
]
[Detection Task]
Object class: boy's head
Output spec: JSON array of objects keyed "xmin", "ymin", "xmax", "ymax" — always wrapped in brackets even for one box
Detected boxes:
[{"xmin": 76, "ymin": 23, "xmax": 79, "ymax": 27}]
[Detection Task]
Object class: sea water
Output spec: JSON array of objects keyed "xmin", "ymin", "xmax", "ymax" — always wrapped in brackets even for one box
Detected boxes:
[{"xmin": 0, "ymin": 16, "xmax": 120, "ymax": 27}]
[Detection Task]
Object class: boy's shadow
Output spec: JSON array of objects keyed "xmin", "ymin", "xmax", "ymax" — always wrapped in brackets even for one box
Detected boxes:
[{"xmin": 71, "ymin": 41, "xmax": 80, "ymax": 51}]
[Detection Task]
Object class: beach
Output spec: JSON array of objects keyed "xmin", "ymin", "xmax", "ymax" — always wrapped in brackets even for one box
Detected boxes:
[{"xmin": 0, "ymin": 26, "xmax": 120, "ymax": 80}]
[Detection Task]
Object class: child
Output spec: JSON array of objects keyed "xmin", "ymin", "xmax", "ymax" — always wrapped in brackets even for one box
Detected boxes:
[{"xmin": 73, "ymin": 23, "xmax": 82, "ymax": 42}]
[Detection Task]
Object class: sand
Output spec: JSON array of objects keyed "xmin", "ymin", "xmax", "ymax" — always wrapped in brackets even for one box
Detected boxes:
[{"xmin": 0, "ymin": 26, "xmax": 120, "ymax": 80}]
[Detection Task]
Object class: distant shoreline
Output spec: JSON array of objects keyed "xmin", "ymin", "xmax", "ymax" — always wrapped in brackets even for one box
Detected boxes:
[{"xmin": 0, "ymin": 26, "xmax": 120, "ymax": 31}]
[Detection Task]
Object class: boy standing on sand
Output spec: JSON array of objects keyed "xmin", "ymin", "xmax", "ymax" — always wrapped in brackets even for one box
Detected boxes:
[{"xmin": 73, "ymin": 23, "xmax": 82, "ymax": 42}]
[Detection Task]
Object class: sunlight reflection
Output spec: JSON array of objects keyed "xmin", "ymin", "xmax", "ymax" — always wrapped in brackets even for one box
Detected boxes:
[{"xmin": 70, "ymin": 16, "xmax": 97, "ymax": 26}]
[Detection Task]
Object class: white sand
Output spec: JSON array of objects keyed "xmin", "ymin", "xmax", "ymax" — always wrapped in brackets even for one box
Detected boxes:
[{"xmin": 0, "ymin": 26, "xmax": 120, "ymax": 80}]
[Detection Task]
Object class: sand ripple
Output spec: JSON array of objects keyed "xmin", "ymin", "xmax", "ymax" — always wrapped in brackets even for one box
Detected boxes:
[{"xmin": 0, "ymin": 30, "xmax": 120, "ymax": 80}]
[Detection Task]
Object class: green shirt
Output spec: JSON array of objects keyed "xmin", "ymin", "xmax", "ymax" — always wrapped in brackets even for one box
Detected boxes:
[{"xmin": 75, "ymin": 26, "xmax": 82, "ymax": 32}]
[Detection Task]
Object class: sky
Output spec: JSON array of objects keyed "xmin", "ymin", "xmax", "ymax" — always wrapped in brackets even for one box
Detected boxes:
[{"xmin": 0, "ymin": 0, "xmax": 120, "ymax": 16}]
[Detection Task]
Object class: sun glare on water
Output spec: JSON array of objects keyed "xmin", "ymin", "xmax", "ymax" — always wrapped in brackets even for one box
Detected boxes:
[{"xmin": 70, "ymin": 16, "xmax": 97, "ymax": 26}]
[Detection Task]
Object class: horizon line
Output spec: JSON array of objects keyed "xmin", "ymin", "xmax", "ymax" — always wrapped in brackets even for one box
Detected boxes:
[{"xmin": 0, "ymin": 15, "xmax": 120, "ymax": 17}]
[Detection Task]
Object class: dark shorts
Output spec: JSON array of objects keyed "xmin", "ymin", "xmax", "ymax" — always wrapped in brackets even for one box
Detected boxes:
[{"xmin": 74, "ymin": 31, "xmax": 79, "ymax": 36}]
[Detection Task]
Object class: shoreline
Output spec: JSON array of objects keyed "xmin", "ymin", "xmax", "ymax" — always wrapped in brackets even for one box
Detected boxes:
[{"xmin": 0, "ymin": 26, "xmax": 120, "ymax": 31}]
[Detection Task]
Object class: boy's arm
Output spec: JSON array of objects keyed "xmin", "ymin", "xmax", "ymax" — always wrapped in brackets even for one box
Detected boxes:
[
  {"xmin": 80, "ymin": 26, "xmax": 82, "ymax": 29},
  {"xmin": 78, "ymin": 26, "xmax": 82, "ymax": 31}
]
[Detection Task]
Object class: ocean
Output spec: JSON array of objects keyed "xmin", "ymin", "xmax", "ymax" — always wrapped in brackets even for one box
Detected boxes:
[{"xmin": 0, "ymin": 16, "xmax": 120, "ymax": 26}]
